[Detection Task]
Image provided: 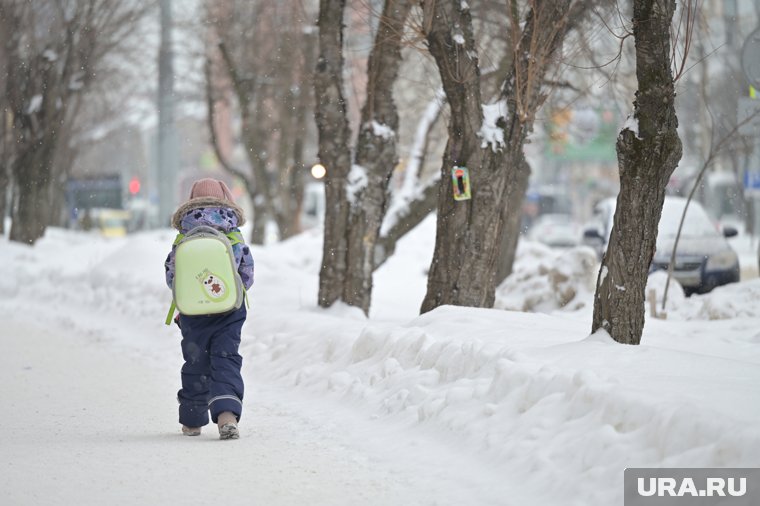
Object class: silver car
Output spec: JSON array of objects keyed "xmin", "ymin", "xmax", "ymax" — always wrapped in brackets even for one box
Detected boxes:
[{"xmin": 582, "ymin": 196, "xmax": 739, "ymax": 295}]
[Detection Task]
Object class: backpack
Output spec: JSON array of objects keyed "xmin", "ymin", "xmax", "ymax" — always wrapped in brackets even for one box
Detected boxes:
[{"xmin": 165, "ymin": 226, "xmax": 245, "ymax": 324}]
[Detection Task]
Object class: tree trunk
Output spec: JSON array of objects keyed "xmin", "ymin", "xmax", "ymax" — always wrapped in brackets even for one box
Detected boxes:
[
  {"xmin": 10, "ymin": 142, "xmax": 56, "ymax": 244},
  {"xmin": 343, "ymin": 0, "xmax": 413, "ymax": 313},
  {"xmin": 274, "ymin": 21, "xmax": 315, "ymax": 239},
  {"xmin": 0, "ymin": 163, "xmax": 8, "ymax": 234},
  {"xmin": 315, "ymin": 0, "xmax": 353, "ymax": 307},
  {"xmin": 420, "ymin": 0, "xmax": 509, "ymax": 312},
  {"xmin": 496, "ymin": 156, "xmax": 531, "ymax": 284},
  {"xmin": 591, "ymin": 0, "xmax": 682, "ymax": 345},
  {"xmin": 421, "ymin": 0, "xmax": 576, "ymax": 312}
]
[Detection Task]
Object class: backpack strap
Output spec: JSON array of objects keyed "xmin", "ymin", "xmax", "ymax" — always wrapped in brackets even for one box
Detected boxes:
[
  {"xmin": 172, "ymin": 233, "xmax": 185, "ymax": 246},
  {"xmin": 226, "ymin": 230, "xmax": 243, "ymax": 246},
  {"xmin": 165, "ymin": 300, "xmax": 177, "ymax": 326},
  {"xmin": 164, "ymin": 233, "xmax": 184, "ymax": 325}
]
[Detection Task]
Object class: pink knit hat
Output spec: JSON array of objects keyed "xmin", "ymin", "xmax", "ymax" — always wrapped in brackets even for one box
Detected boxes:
[{"xmin": 189, "ymin": 178, "xmax": 235, "ymax": 203}]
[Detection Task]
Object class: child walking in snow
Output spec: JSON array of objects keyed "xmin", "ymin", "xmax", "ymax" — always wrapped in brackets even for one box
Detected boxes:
[{"xmin": 164, "ymin": 178, "xmax": 254, "ymax": 440}]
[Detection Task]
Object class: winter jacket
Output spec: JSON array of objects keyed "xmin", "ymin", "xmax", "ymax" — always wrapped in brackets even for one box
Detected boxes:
[{"xmin": 164, "ymin": 197, "xmax": 254, "ymax": 291}]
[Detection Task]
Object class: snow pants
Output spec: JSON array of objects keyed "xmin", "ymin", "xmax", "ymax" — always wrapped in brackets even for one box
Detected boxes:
[{"xmin": 177, "ymin": 305, "xmax": 246, "ymax": 427}]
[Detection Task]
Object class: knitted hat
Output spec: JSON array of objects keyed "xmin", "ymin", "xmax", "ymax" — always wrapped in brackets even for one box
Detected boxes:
[
  {"xmin": 189, "ymin": 178, "xmax": 235, "ymax": 203},
  {"xmin": 171, "ymin": 177, "xmax": 245, "ymax": 230}
]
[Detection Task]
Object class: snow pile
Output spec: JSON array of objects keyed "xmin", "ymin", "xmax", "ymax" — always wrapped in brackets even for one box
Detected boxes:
[
  {"xmin": 495, "ymin": 241, "xmax": 597, "ymax": 312},
  {"xmin": 246, "ymin": 305, "xmax": 760, "ymax": 505},
  {"xmin": 646, "ymin": 271, "xmax": 760, "ymax": 321},
  {"xmin": 679, "ymin": 279, "xmax": 760, "ymax": 320},
  {"xmin": 644, "ymin": 270, "xmax": 686, "ymax": 315}
]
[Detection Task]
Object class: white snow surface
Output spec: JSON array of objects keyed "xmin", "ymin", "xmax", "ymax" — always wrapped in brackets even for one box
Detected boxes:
[
  {"xmin": 622, "ymin": 112, "xmax": 640, "ymax": 138},
  {"xmin": 1, "ymin": 219, "xmax": 759, "ymax": 505}
]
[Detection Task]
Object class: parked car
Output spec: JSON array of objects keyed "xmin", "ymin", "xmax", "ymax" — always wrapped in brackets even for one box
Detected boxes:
[
  {"xmin": 95, "ymin": 208, "xmax": 130, "ymax": 238},
  {"xmin": 527, "ymin": 213, "xmax": 580, "ymax": 248},
  {"xmin": 582, "ymin": 196, "xmax": 739, "ymax": 295}
]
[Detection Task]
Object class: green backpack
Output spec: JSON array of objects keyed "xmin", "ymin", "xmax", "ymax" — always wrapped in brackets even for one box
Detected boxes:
[{"xmin": 165, "ymin": 226, "xmax": 246, "ymax": 324}]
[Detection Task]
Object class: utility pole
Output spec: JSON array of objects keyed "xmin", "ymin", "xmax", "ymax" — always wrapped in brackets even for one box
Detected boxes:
[{"xmin": 157, "ymin": 0, "xmax": 179, "ymax": 225}]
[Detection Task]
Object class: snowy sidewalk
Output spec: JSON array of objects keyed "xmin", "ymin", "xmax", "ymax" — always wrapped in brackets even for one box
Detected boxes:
[{"xmin": 0, "ymin": 319, "xmax": 511, "ymax": 506}]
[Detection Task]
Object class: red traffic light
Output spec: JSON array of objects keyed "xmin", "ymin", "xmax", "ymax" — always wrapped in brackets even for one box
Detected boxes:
[{"xmin": 129, "ymin": 177, "xmax": 141, "ymax": 195}]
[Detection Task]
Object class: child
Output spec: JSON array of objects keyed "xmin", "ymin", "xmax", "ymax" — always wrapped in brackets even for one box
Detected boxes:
[{"xmin": 164, "ymin": 178, "xmax": 254, "ymax": 440}]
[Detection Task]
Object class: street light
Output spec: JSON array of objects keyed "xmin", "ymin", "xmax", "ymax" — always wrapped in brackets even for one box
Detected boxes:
[{"xmin": 311, "ymin": 163, "xmax": 326, "ymax": 179}]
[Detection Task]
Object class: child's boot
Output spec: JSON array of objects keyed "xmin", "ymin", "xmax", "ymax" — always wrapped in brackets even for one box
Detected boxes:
[
  {"xmin": 217, "ymin": 411, "xmax": 239, "ymax": 440},
  {"xmin": 182, "ymin": 425, "xmax": 201, "ymax": 436}
]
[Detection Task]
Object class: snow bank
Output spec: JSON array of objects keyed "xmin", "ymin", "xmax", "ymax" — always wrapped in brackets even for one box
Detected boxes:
[
  {"xmin": 246, "ymin": 305, "xmax": 760, "ymax": 505},
  {"xmin": 495, "ymin": 241, "xmax": 597, "ymax": 312}
]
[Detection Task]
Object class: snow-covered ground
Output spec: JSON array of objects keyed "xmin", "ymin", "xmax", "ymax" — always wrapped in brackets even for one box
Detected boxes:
[{"xmin": 1, "ymin": 217, "xmax": 759, "ymax": 505}]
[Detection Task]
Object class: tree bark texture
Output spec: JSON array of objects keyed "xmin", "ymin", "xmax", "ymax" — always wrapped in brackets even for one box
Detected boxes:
[
  {"xmin": 0, "ymin": 31, "xmax": 8, "ymax": 235},
  {"xmin": 420, "ymin": 0, "xmax": 575, "ymax": 312},
  {"xmin": 420, "ymin": 0, "xmax": 508, "ymax": 312},
  {"xmin": 591, "ymin": 0, "xmax": 682, "ymax": 345},
  {"xmin": 315, "ymin": 0, "xmax": 353, "ymax": 308},
  {"xmin": 0, "ymin": 163, "xmax": 8, "ymax": 235},
  {"xmin": 343, "ymin": 0, "xmax": 413, "ymax": 313}
]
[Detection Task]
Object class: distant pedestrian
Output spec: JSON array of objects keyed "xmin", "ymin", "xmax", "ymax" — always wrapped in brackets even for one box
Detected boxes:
[{"xmin": 164, "ymin": 178, "xmax": 254, "ymax": 440}]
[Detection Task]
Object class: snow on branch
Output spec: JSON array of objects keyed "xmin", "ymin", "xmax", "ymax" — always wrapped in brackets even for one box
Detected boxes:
[
  {"xmin": 478, "ymin": 100, "xmax": 508, "ymax": 151},
  {"xmin": 346, "ymin": 164, "xmax": 369, "ymax": 206},
  {"xmin": 369, "ymin": 120, "xmax": 395, "ymax": 140}
]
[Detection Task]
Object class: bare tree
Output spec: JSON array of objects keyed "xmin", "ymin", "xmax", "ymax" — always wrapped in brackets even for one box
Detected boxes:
[
  {"xmin": 1, "ymin": 0, "xmax": 150, "ymax": 245},
  {"xmin": 315, "ymin": 0, "xmax": 413, "ymax": 314},
  {"xmin": 591, "ymin": 0, "xmax": 684, "ymax": 345},
  {"xmin": 420, "ymin": 0, "xmax": 591, "ymax": 312},
  {"xmin": 205, "ymin": 0, "xmax": 316, "ymax": 244}
]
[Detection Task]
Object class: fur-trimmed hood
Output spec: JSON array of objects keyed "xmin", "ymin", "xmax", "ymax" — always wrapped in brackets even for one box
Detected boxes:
[{"xmin": 171, "ymin": 196, "xmax": 246, "ymax": 230}]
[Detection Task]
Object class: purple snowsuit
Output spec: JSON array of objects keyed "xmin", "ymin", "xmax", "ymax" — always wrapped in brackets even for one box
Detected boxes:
[{"xmin": 165, "ymin": 202, "xmax": 253, "ymax": 427}]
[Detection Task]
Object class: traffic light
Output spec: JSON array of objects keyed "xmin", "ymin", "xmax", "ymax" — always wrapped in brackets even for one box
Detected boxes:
[{"xmin": 129, "ymin": 177, "xmax": 141, "ymax": 195}]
